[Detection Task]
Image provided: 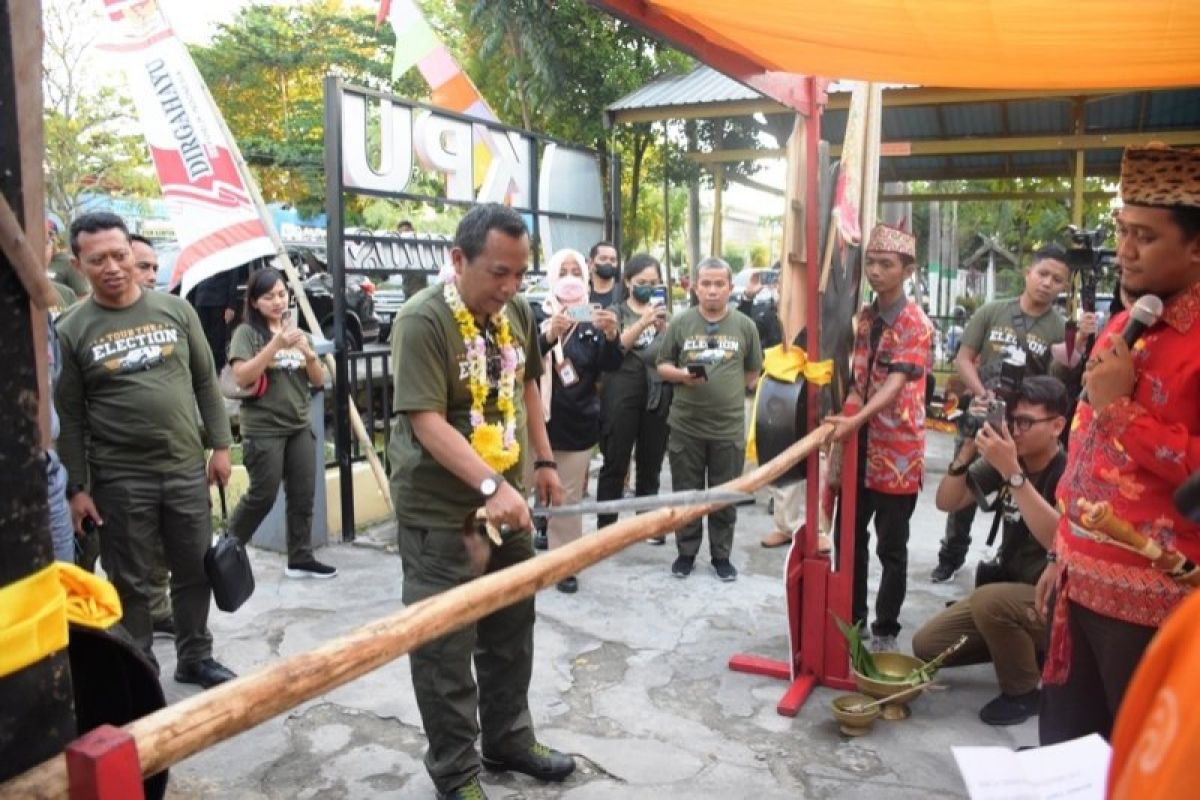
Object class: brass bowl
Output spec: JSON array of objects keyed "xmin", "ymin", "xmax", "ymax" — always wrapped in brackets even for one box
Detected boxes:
[
  {"xmin": 831, "ymin": 693, "xmax": 880, "ymax": 736},
  {"xmin": 852, "ymin": 652, "xmax": 927, "ymax": 720}
]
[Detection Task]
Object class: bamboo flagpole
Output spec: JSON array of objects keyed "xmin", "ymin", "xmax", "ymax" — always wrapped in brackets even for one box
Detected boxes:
[
  {"xmin": 1, "ymin": 424, "xmax": 831, "ymax": 798},
  {"xmin": 94, "ymin": 1, "xmax": 392, "ymax": 510}
]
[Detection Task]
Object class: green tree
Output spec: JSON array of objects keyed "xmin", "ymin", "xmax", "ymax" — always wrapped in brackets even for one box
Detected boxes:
[
  {"xmin": 42, "ymin": 0, "xmax": 155, "ymax": 224},
  {"xmin": 191, "ymin": 1, "xmax": 427, "ymax": 217}
]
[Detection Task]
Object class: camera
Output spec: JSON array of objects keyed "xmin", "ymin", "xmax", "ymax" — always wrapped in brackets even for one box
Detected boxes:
[{"xmin": 1065, "ymin": 225, "xmax": 1115, "ymax": 275}]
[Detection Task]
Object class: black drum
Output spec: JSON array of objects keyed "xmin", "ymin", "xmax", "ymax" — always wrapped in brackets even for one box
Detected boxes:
[
  {"xmin": 68, "ymin": 624, "xmax": 168, "ymax": 800},
  {"xmin": 754, "ymin": 375, "xmax": 810, "ymax": 486}
]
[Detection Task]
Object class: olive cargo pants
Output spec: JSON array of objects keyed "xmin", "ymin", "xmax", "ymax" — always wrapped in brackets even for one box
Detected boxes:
[
  {"xmin": 229, "ymin": 430, "xmax": 316, "ymax": 564},
  {"xmin": 397, "ymin": 523, "xmax": 537, "ymax": 794},
  {"xmin": 90, "ymin": 465, "xmax": 215, "ymax": 667},
  {"xmin": 667, "ymin": 428, "xmax": 744, "ymax": 561}
]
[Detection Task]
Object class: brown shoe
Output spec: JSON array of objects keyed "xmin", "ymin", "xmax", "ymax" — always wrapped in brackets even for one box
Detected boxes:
[{"xmin": 760, "ymin": 530, "xmax": 792, "ymax": 548}]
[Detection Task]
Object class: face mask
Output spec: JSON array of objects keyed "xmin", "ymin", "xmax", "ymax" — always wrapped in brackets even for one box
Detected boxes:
[
  {"xmin": 553, "ymin": 275, "xmax": 588, "ymax": 306},
  {"xmin": 631, "ymin": 285, "xmax": 655, "ymax": 304},
  {"xmin": 594, "ymin": 264, "xmax": 618, "ymax": 280}
]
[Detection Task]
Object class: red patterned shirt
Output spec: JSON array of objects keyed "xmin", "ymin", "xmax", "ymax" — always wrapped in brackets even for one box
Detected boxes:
[
  {"xmin": 1048, "ymin": 281, "xmax": 1200, "ymax": 681},
  {"xmin": 850, "ymin": 297, "xmax": 933, "ymax": 495}
]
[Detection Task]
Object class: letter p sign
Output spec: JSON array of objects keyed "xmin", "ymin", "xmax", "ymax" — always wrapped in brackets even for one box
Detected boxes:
[{"xmin": 414, "ymin": 112, "xmax": 473, "ymax": 202}]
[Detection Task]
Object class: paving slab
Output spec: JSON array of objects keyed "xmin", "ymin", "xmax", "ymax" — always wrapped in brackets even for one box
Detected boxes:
[{"xmin": 159, "ymin": 428, "xmax": 1037, "ymax": 798}]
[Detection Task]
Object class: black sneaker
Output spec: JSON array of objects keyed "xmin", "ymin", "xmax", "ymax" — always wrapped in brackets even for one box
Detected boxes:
[
  {"xmin": 556, "ymin": 576, "xmax": 578, "ymax": 594},
  {"xmin": 285, "ymin": 560, "xmax": 338, "ymax": 579},
  {"xmin": 482, "ymin": 742, "xmax": 575, "ymax": 782},
  {"xmin": 437, "ymin": 776, "xmax": 488, "ymax": 800},
  {"xmin": 152, "ymin": 616, "xmax": 176, "ymax": 637},
  {"xmin": 671, "ymin": 555, "xmax": 695, "ymax": 578},
  {"xmin": 929, "ymin": 562, "xmax": 960, "ymax": 583},
  {"xmin": 979, "ymin": 689, "xmax": 1040, "ymax": 726},
  {"xmin": 646, "ymin": 536, "xmax": 666, "ymax": 545},
  {"xmin": 175, "ymin": 657, "xmax": 237, "ymax": 689},
  {"xmin": 712, "ymin": 559, "xmax": 738, "ymax": 582}
]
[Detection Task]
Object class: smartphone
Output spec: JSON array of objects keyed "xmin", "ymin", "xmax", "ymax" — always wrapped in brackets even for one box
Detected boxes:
[
  {"xmin": 567, "ymin": 304, "xmax": 594, "ymax": 323},
  {"xmin": 651, "ymin": 286, "xmax": 668, "ymax": 308},
  {"xmin": 986, "ymin": 398, "xmax": 1007, "ymax": 431},
  {"xmin": 686, "ymin": 363, "xmax": 708, "ymax": 380},
  {"xmin": 282, "ymin": 309, "xmax": 293, "ymax": 328}
]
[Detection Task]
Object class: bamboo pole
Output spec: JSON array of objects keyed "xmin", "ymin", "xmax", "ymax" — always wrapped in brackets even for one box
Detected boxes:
[
  {"xmin": 2, "ymin": 424, "xmax": 832, "ymax": 798},
  {"xmin": 189, "ymin": 61, "xmax": 392, "ymax": 511}
]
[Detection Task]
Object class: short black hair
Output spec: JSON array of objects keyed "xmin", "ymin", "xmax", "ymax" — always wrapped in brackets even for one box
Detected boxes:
[
  {"xmin": 69, "ymin": 212, "xmax": 129, "ymax": 257},
  {"xmin": 1169, "ymin": 206, "xmax": 1200, "ymax": 241},
  {"xmin": 589, "ymin": 240, "xmax": 616, "ymax": 259},
  {"xmin": 396, "ymin": 219, "xmax": 414, "ymax": 232},
  {"xmin": 129, "ymin": 233, "xmax": 155, "ymax": 249},
  {"xmin": 1031, "ymin": 243, "xmax": 1069, "ymax": 266},
  {"xmin": 623, "ymin": 253, "xmax": 660, "ymax": 283},
  {"xmin": 1017, "ymin": 375, "xmax": 1069, "ymax": 418},
  {"xmin": 453, "ymin": 203, "xmax": 527, "ymax": 261}
]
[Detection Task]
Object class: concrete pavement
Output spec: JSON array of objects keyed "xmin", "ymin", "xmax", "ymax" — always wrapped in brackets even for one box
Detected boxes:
[{"xmin": 159, "ymin": 429, "xmax": 1037, "ymax": 799}]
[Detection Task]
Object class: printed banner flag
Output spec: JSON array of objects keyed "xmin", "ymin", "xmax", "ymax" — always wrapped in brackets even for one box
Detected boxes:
[
  {"xmin": 97, "ymin": 0, "xmax": 275, "ymax": 298},
  {"xmin": 833, "ymin": 81, "xmax": 868, "ymax": 246}
]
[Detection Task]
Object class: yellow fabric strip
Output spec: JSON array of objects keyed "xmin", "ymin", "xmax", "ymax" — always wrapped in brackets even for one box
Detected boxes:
[
  {"xmin": 747, "ymin": 345, "xmax": 834, "ymax": 462},
  {"xmin": 0, "ymin": 561, "xmax": 123, "ymax": 679}
]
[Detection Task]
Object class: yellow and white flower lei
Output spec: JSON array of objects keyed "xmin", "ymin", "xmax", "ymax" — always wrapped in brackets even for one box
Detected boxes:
[{"xmin": 444, "ymin": 279, "xmax": 520, "ymax": 472}]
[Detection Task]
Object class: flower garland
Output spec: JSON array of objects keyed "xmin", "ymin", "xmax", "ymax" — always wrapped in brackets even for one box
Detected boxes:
[{"xmin": 444, "ymin": 279, "xmax": 520, "ymax": 472}]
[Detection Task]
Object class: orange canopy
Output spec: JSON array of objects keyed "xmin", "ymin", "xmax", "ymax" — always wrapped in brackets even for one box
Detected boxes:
[{"xmin": 626, "ymin": 0, "xmax": 1200, "ymax": 90}]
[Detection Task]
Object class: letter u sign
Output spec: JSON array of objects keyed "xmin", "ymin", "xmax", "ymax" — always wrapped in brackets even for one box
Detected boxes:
[{"xmin": 342, "ymin": 94, "xmax": 414, "ymax": 194}]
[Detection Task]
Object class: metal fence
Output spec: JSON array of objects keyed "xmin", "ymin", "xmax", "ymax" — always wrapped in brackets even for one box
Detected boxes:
[{"xmin": 323, "ymin": 347, "xmax": 395, "ymax": 471}]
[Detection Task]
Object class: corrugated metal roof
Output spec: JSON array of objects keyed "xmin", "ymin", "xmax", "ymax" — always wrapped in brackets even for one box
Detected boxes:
[
  {"xmin": 606, "ymin": 67, "xmax": 1200, "ymax": 181},
  {"xmin": 605, "ymin": 66, "xmax": 766, "ymax": 114}
]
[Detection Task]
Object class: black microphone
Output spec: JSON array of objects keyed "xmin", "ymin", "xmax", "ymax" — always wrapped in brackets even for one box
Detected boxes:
[
  {"xmin": 1080, "ymin": 294, "xmax": 1163, "ymax": 403},
  {"xmin": 1175, "ymin": 471, "xmax": 1200, "ymax": 524}
]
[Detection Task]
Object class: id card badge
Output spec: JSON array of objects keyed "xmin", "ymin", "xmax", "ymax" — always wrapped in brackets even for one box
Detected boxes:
[{"xmin": 556, "ymin": 357, "xmax": 580, "ymax": 387}]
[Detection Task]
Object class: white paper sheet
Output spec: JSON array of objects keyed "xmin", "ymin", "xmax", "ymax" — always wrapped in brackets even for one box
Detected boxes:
[{"xmin": 952, "ymin": 734, "xmax": 1111, "ymax": 800}]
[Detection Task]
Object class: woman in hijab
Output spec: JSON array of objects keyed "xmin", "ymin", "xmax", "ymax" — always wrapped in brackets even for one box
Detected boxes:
[{"xmin": 535, "ymin": 248, "xmax": 622, "ymax": 592}]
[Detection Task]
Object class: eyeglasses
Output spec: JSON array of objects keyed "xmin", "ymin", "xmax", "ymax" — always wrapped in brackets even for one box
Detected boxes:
[{"xmin": 1009, "ymin": 415, "xmax": 1059, "ymax": 434}]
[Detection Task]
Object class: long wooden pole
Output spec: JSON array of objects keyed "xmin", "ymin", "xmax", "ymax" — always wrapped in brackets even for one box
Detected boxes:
[{"xmin": 2, "ymin": 424, "xmax": 831, "ymax": 798}]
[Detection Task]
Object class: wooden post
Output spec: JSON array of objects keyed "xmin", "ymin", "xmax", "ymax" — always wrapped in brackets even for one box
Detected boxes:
[
  {"xmin": 1, "ymin": 426, "xmax": 831, "ymax": 797},
  {"xmin": 0, "ymin": 0, "xmax": 78, "ymax": 782}
]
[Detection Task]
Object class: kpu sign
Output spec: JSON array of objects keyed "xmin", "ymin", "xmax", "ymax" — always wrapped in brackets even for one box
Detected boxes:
[{"xmin": 337, "ymin": 86, "xmax": 606, "ymax": 259}]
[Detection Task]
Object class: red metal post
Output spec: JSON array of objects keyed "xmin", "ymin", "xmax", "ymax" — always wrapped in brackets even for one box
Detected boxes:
[{"xmin": 66, "ymin": 725, "xmax": 145, "ymax": 800}]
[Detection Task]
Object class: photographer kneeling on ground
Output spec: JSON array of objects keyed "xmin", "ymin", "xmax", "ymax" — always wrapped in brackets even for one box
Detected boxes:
[{"xmin": 912, "ymin": 376, "xmax": 1068, "ymax": 726}]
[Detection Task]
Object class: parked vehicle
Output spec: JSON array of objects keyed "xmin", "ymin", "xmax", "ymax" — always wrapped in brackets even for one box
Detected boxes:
[
  {"xmin": 280, "ymin": 244, "xmax": 380, "ymax": 351},
  {"xmin": 374, "ymin": 276, "xmax": 407, "ymax": 341}
]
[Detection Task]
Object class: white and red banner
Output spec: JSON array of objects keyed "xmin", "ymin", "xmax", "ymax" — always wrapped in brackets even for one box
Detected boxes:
[{"xmin": 97, "ymin": 0, "xmax": 275, "ymax": 297}]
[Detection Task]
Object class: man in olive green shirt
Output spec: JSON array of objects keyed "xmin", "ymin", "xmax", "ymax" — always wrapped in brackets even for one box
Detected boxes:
[
  {"xmin": 388, "ymin": 204, "xmax": 572, "ymax": 800},
  {"xmin": 55, "ymin": 212, "xmax": 236, "ymax": 690},
  {"xmin": 658, "ymin": 257, "xmax": 763, "ymax": 581}
]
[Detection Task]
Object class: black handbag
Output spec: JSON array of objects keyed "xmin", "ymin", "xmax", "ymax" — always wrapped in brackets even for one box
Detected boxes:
[{"xmin": 204, "ymin": 486, "xmax": 255, "ymax": 612}]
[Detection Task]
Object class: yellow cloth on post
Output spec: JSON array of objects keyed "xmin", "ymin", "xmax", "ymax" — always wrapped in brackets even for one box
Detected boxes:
[
  {"xmin": 0, "ymin": 561, "xmax": 123, "ymax": 679},
  {"xmin": 746, "ymin": 345, "xmax": 834, "ymax": 463}
]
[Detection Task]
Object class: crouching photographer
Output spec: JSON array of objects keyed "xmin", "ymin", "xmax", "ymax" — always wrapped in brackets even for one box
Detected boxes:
[{"xmin": 912, "ymin": 376, "xmax": 1068, "ymax": 726}]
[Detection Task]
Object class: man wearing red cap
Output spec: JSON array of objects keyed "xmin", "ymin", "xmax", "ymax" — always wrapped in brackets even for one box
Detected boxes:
[
  {"xmin": 828, "ymin": 223, "xmax": 933, "ymax": 652},
  {"xmin": 1039, "ymin": 144, "xmax": 1200, "ymax": 745}
]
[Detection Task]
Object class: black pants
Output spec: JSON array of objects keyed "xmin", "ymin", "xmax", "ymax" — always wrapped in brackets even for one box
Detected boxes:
[
  {"xmin": 1039, "ymin": 598, "xmax": 1157, "ymax": 745},
  {"xmin": 936, "ymin": 436, "xmax": 977, "ymax": 569},
  {"xmin": 852, "ymin": 486, "xmax": 917, "ymax": 637},
  {"xmin": 196, "ymin": 305, "xmax": 230, "ymax": 367},
  {"xmin": 596, "ymin": 392, "xmax": 669, "ymax": 529}
]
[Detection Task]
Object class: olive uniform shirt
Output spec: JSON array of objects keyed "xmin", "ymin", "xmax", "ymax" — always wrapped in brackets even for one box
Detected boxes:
[
  {"xmin": 50, "ymin": 252, "xmax": 90, "ymax": 297},
  {"xmin": 54, "ymin": 289, "xmax": 232, "ymax": 487},
  {"xmin": 228, "ymin": 324, "xmax": 314, "ymax": 436},
  {"xmin": 388, "ymin": 285, "xmax": 542, "ymax": 531},
  {"xmin": 657, "ymin": 307, "xmax": 762, "ymax": 442},
  {"xmin": 962, "ymin": 298, "xmax": 1065, "ymax": 381}
]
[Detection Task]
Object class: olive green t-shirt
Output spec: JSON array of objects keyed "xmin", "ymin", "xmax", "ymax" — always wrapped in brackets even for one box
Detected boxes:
[
  {"xmin": 388, "ymin": 284, "xmax": 543, "ymax": 530},
  {"xmin": 54, "ymin": 289, "xmax": 232, "ymax": 487},
  {"xmin": 962, "ymin": 298, "xmax": 1065, "ymax": 379},
  {"xmin": 605, "ymin": 301, "xmax": 665, "ymax": 395},
  {"xmin": 50, "ymin": 281, "xmax": 77, "ymax": 317},
  {"xmin": 50, "ymin": 252, "xmax": 89, "ymax": 297},
  {"xmin": 228, "ymin": 324, "xmax": 314, "ymax": 436},
  {"xmin": 657, "ymin": 307, "xmax": 762, "ymax": 441}
]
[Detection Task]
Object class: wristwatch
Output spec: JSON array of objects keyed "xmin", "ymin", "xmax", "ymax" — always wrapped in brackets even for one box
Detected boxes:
[
  {"xmin": 478, "ymin": 473, "xmax": 505, "ymax": 498},
  {"xmin": 1007, "ymin": 472, "xmax": 1027, "ymax": 489}
]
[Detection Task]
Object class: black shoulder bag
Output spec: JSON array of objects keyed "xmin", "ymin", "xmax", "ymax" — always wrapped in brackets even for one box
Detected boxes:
[{"xmin": 204, "ymin": 485, "xmax": 256, "ymax": 612}]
